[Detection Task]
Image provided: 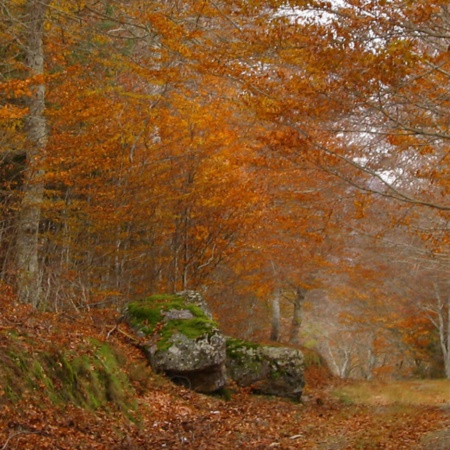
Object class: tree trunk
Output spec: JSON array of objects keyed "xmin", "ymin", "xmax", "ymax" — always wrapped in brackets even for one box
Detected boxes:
[
  {"xmin": 429, "ymin": 283, "xmax": 450, "ymax": 379},
  {"xmin": 270, "ymin": 289, "xmax": 281, "ymax": 342},
  {"xmin": 446, "ymin": 295, "xmax": 450, "ymax": 379},
  {"xmin": 442, "ymin": 291, "xmax": 450, "ymax": 379},
  {"xmin": 445, "ymin": 295, "xmax": 450, "ymax": 380},
  {"xmin": 15, "ymin": 0, "xmax": 50, "ymax": 306},
  {"xmin": 289, "ymin": 287, "xmax": 307, "ymax": 345}
]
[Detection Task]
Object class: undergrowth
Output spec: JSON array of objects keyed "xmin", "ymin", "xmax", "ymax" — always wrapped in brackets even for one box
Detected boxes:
[{"xmin": 0, "ymin": 330, "xmax": 136, "ymax": 414}]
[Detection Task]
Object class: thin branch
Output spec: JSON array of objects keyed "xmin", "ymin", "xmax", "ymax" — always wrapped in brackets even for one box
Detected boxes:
[{"xmin": 1, "ymin": 431, "xmax": 42, "ymax": 450}]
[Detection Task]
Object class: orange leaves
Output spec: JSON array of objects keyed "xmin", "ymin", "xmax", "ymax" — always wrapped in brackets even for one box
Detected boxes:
[
  {"xmin": 0, "ymin": 78, "xmax": 31, "ymax": 99},
  {"xmin": 146, "ymin": 13, "xmax": 191, "ymax": 56},
  {"xmin": 0, "ymin": 104, "xmax": 28, "ymax": 120},
  {"xmin": 2, "ymin": 0, "xmax": 446, "ymax": 354},
  {"xmin": 0, "ymin": 76, "xmax": 47, "ymax": 122},
  {"xmin": 31, "ymin": 0, "xmax": 278, "ymax": 298}
]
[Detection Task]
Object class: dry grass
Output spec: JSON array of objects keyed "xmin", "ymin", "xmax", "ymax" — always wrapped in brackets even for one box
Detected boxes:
[{"xmin": 333, "ymin": 379, "xmax": 450, "ymax": 406}]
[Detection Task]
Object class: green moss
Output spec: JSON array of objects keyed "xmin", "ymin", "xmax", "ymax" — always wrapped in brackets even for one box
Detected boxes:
[
  {"xmin": 226, "ymin": 337, "xmax": 260, "ymax": 360},
  {"xmin": 126, "ymin": 302, "xmax": 163, "ymax": 334},
  {"xmin": 1, "ymin": 335, "xmax": 39, "ymax": 400},
  {"xmin": 126, "ymin": 295, "xmax": 184, "ymax": 332},
  {"xmin": 270, "ymin": 369, "xmax": 283, "ymax": 380},
  {"xmin": 44, "ymin": 340, "xmax": 136, "ymax": 412},
  {"xmin": 212, "ymin": 386, "xmax": 233, "ymax": 401},
  {"xmin": 0, "ymin": 332, "xmax": 136, "ymax": 414},
  {"xmin": 157, "ymin": 317, "xmax": 218, "ymax": 351},
  {"xmin": 127, "ymin": 294, "xmax": 219, "ymax": 351},
  {"xmin": 225, "ymin": 338, "xmax": 265, "ymax": 377}
]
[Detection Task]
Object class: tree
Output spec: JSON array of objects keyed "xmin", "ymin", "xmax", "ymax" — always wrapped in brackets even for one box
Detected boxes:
[
  {"xmin": 229, "ymin": 0, "xmax": 450, "ymax": 376},
  {"xmin": 2, "ymin": 0, "xmax": 448, "ymax": 385},
  {"xmin": 1, "ymin": 0, "xmax": 277, "ymax": 308},
  {"xmin": 12, "ymin": 0, "xmax": 50, "ymax": 305}
]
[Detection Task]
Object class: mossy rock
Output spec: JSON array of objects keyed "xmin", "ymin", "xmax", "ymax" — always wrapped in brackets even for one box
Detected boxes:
[
  {"xmin": 226, "ymin": 337, "xmax": 305, "ymax": 400},
  {"xmin": 226, "ymin": 337, "xmax": 261, "ymax": 360},
  {"xmin": 126, "ymin": 291, "xmax": 227, "ymax": 393},
  {"xmin": 126, "ymin": 292, "xmax": 218, "ymax": 351}
]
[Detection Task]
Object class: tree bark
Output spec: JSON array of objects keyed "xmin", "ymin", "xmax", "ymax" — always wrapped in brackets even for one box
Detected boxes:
[
  {"xmin": 289, "ymin": 287, "xmax": 307, "ymax": 345},
  {"xmin": 446, "ymin": 294, "xmax": 450, "ymax": 379},
  {"xmin": 436, "ymin": 287, "xmax": 450, "ymax": 379},
  {"xmin": 15, "ymin": 0, "xmax": 50, "ymax": 305},
  {"xmin": 427, "ymin": 283, "xmax": 450, "ymax": 379},
  {"xmin": 270, "ymin": 289, "xmax": 281, "ymax": 342}
]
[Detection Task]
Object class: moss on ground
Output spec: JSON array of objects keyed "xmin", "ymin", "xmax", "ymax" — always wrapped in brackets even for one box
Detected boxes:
[
  {"xmin": 0, "ymin": 331, "xmax": 136, "ymax": 413},
  {"xmin": 126, "ymin": 294, "xmax": 219, "ymax": 350}
]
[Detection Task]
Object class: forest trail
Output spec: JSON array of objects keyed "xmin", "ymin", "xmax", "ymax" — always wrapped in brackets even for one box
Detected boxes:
[{"xmin": 0, "ymin": 296, "xmax": 449, "ymax": 449}]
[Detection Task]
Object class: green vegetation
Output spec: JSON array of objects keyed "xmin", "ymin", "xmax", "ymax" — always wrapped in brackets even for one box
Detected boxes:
[
  {"xmin": 226, "ymin": 337, "xmax": 261, "ymax": 360},
  {"xmin": 226, "ymin": 338, "xmax": 264, "ymax": 382},
  {"xmin": 126, "ymin": 294, "xmax": 219, "ymax": 350},
  {"xmin": 226, "ymin": 338, "xmax": 263, "ymax": 373},
  {"xmin": 0, "ymin": 331, "xmax": 136, "ymax": 413}
]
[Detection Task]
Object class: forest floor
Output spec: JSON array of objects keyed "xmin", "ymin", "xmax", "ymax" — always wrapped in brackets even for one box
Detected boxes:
[{"xmin": 0, "ymin": 291, "xmax": 449, "ymax": 449}]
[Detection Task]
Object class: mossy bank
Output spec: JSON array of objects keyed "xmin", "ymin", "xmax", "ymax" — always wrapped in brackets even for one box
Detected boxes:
[{"xmin": 0, "ymin": 330, "xmax": 136, "ymax": 413}]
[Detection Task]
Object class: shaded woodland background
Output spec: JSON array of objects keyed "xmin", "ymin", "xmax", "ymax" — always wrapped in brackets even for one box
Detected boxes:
[{"xmin": 1, "ymin": 0, "xmax": 450, "ymax": 380}]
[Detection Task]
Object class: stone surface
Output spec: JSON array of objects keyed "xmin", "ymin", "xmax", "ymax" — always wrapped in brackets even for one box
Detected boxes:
[
  {"xmin": 176, "ymin": 290, "xmax": 214, "ymax": 319},
  {"xmin": 226, "ymin": 338, "xmax": 305, "ymax": 399},
  {"xmin": 147, "ymin": 331, "xmax": 227, "ymax": 392},
  {"xmin": 126, "ymin": 291, "xmax": 305, "ymax": 398},
  {"xmin": 126, "ymin": 292, "xmax": 226, "ymax": 393},
  {"xmin": 162, "ymin": 309, "xmax": 195, "ymax": 320}
]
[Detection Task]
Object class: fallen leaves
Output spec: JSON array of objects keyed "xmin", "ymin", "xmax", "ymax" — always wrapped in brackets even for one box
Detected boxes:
[{"xmin": 0, "ymin": 294, "xmax": 449, "ymax": 449}]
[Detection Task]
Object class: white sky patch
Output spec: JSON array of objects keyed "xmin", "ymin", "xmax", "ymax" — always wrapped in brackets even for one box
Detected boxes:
[
  {"xmin": 274, "ymin": 0, "xmax": 399, "ymax": 53},
  {"xmin": 275, "ymin": 0, "xmax": 347, "ymax": 25},
  {"xmin": 353, "ymin": 156, "xmax": 404, "ymax": 185}
]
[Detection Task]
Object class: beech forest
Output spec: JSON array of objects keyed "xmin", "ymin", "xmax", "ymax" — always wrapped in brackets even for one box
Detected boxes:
[
  {"xmin": 2, "ymin": 1, "xmax": 450, "ymax": 448},
  {"xmin": 1, "ymin": 0, "xmax": 450, "ymax": 381}
]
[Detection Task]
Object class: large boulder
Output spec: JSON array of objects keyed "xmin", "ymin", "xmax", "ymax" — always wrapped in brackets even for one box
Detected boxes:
[
  {"xmin": 226, "ymin": 338, "xmax": 305, "ymax": 400},
  {"xmin": 125, "ymin": 291, "xmax": 226, "ymax": 393}
]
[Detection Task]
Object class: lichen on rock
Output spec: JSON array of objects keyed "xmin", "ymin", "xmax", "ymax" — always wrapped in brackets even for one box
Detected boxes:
[
  {"xmin": 126, "ymin": 291, "xmax": 306, "ymax": 398},
  {"xmin": 125, "ymin": 291, "xmax": 227, "ymax": 393},
  {"xmin": 226, "ymin": 338, "xmax": 305, "ymax": 400}
]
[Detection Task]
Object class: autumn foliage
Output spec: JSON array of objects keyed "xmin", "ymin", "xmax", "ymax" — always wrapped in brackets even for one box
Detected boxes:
[{"xmin": 0, "ymin": 0, "xmax": 449, "ymax": 379}]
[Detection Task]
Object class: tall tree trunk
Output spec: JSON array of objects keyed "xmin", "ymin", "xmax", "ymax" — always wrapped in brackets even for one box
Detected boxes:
[
  {"xmin": 428, "ymin": 283, "xmax": 450, "ymax": 379},
  {"xmin": 15, "ymin": 0, "xmax": 50, "ymax": 305},
  {"xmin": 446, "ymin": 294, "xmax": 450, "ymax": 379},
  {"xmin": 438, "ymin": 288, "xmax": 450, "ymax": 379},
  {"xmin": 289, "ymin": 287, "xmax": 307, "ymax": 345},
  {"xmin": 270, "ymin": 289, "xmax": 281, "ymax": 342}
]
